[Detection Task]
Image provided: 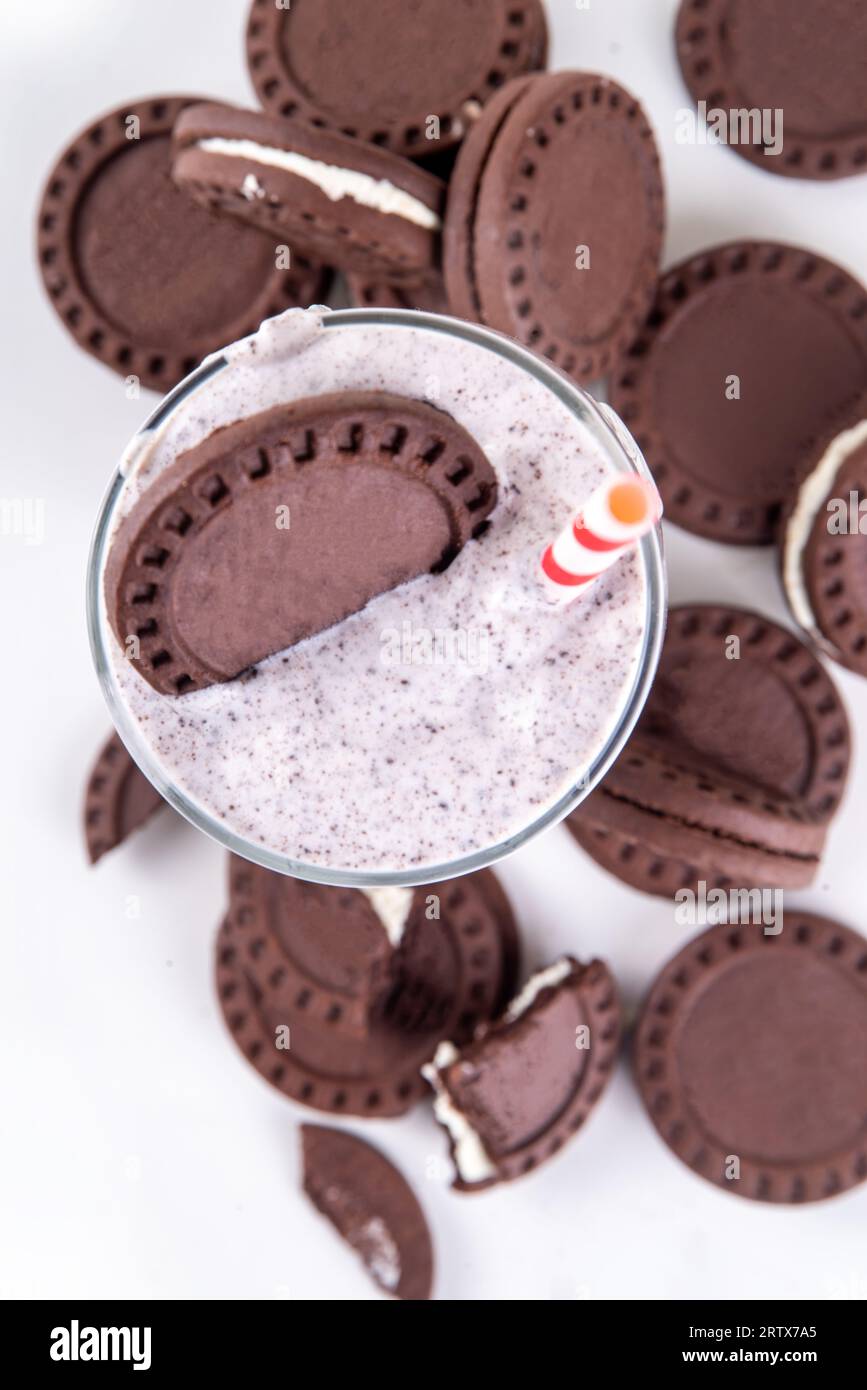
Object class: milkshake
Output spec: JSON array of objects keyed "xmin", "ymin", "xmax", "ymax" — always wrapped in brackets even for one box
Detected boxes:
[{"xmin": 88, "ymin": 308, "xmax": 664, "ymax": 883}]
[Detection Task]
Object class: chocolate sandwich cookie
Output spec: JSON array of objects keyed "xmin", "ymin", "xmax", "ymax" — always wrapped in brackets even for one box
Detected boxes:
[
  {"xmin": 228, "ymin": 858, "xmax": 520, "ymax": 1040},
  {"xmin": 780, "ymin": 399, "xmax": 867, "ymax": 678},
  {"xmin": 675, "ymin": 0, "xmax": 867, "ymax": 180},
  {"xmin": 245, "ymin": 0, "xmax": 548, "ymax": 157},
  {"xmin": 215, "ymin": 868, "xmax": 520, "ymax": 1118},
  {"xmin": 84, "ymin": 733, "xmax": 165, "ymax": 864},
  {"xmin": 36, "ymin": 96, "xmax": 326, "ymax": 392},
  {"xmin": 346, "ymin": 273, "xmax": 450, "ymax": 317},
  {"xmin": 568, "ymin": 605, "xmax": 851, "ymax": 896},
  {"xmin": 610, "ymin": 241, "xmax": 867, "ymax": 544},
  {"xmin": 228, "ymin": 860, "xmax": 520, "ymax": 1040},
  {"xmin": 635, "ymin": 914, "xmax": 867, "ymax": 1203},
  {"xmin": 301, "ymin": 1126, "xmax": 433, "ymax": 1300},
  {"xmin": 173, "ymin": 104, "xmax": 445, "ymax": 287},
  {"xmin": 444, "ymin": 71, "xmax": 666, "ymax": 382},
  {"xmin": 424, "ymin": 956, "xmax": 621, "ymax": 1191},
  {"xmin": 106, "ymin": 391, "xmax": 497, "ymax": 696},
  {"xmin": 571, "ymin": 747, "xmax": 827, "ymax": 894}
]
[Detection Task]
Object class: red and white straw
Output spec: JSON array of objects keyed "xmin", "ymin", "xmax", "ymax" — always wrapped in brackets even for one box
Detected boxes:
[{"xmin": 540, "ymin": 475, "xmax": 662, "ymax": 601}]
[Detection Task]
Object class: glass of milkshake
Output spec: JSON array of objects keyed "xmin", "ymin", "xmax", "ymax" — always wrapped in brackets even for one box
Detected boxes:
[{"xmin": 87, "ymin": 307, "xmax": 666, "ymax": 886}]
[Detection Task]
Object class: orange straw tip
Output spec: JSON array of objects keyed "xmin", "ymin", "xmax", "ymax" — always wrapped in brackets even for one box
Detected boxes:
[
  {"xmin": 608, "ymin": 478, "xmax": 656, "ymax": 526},
  {"xmin": 608, "ymin": 478, "xmax": 650, "ymax": 522}
]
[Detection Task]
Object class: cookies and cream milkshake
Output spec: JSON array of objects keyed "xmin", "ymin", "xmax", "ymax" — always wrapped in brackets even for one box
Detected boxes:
[{"xmin": 93, "ymin": 307, "xmax": 658, "ymax": 879}]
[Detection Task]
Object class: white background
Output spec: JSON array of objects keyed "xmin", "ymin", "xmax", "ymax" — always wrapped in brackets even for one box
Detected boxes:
[{"xmin": 2, "ymin": 0, "xmax": 866, "ymax": 1301}]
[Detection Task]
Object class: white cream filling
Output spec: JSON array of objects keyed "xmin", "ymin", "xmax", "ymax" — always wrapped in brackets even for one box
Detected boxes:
[
  {"xmin": 422, "ymin": 1042, "xmax": 496, "ymax": 1185},
  {"xmin": 358, "ymin": 1216, "xmax": 401, "ymax": 1292},
  {"xmin": 196, "ymin": 137, "xmax": 442, "ymax": 230},
  {"xmin": 502, "ymin": 956, "xmax": 574, "ymax": 1023},
  {"xmin": 782, "ymin": 419, "xmax": 867, "ymax": 643},
  {"xmin": 359, "ymin": 887, "xmax": 414, "ymax": 947},
  {"xmin": 423, "ymin": 965, "xmax": 575, "ymax": 1184},
  {"xmin": 241, "ymin": 172, "xmax": 265, "ymax": 201}
]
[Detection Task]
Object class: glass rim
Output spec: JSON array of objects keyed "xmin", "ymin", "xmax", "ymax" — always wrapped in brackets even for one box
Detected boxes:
[{"xmin": 86, "ymin": 306, "xmax": 668, "ymax": 888}]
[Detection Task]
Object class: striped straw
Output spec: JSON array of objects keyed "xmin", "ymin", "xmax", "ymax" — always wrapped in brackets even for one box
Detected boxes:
[{"xmin": 540, "ymin": 476, "xmax": 662, "ymax": 600}]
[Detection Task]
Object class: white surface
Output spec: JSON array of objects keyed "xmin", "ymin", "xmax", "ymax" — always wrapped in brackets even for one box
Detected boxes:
[{"xmin": 1, "ymin": 0, "xmax": 866, "ymax": 1302}]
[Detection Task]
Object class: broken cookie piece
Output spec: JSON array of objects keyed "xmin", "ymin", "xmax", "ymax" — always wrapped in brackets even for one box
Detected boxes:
[
  {"xmin": 84, "ymin": 732, "xmax": 166, "ymax": 864},
  {"xmin": 423, "ymin": 955, "xmax": 620, "ymax": 1191},
  {"xmin": 216, "ymin": 865, "xmax": 520, "ymax": 1117},
  {"xmin": 301, "ymin": 1124, "xmax": 433, "ymax": 1300}
]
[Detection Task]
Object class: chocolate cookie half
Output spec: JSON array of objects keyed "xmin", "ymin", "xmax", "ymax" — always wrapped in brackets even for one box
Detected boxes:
[
  {"xmin": 36, "ymin": 96, "xmax": 327, "ymax": 391},
  {"xmin": 84, "ymin": 732, "xmax": 165, "ymax": 864},
  {"xmin": 568, "ymin": 605, "xmax": 851, "ymax": 895},
  {"xmin": 173, "ymin": 104, "xmax": 445, "ymax": 286},
  {"xmin": 228, "ymin": 857, "xmax": 517, "ymax": 1039},
  {"xmin": 424, "ymin": 956, "xmax": 621, "ymax": 1191},
  {"xmin": 635, "ymin": 914, "xmax": 867, "ymax": 1202},
  {"xmin": 780, "ymin": 398, "xmax": 867, "ymax": 678},
  {"xmin": 229, "ymin": 864, "xmax": 404, "ymax": 1039},
  {"xmin": 106, "ymin": 391, "xmax": 497, "ymax": 695},
  {"xmin": 301, "ymin": 1125, "xmax": 433, "ymax": 1300},
  {"xmin": 675, "ymin": 0, "xmax": 867, "ymax": 180},
  {"xmin": 610, "ymin": 241, "xmax": 867, "ymax": 543},
  {"xmin": 444, "ymin": 72, "xmax": 665, "ymax": 382},
  {"xmin": 215, "ymin": 867, "xmax": 520, "ymax": 1118},
  {"xmin": 245, "ymin": 0, "xmax": 548, "ymax": 157}
]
